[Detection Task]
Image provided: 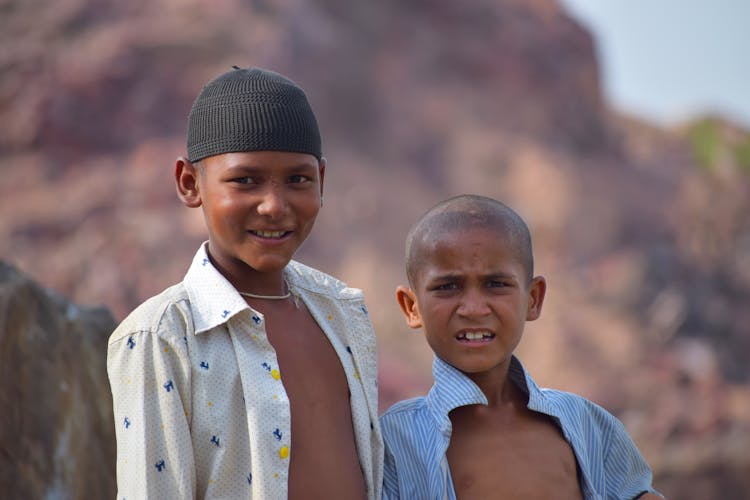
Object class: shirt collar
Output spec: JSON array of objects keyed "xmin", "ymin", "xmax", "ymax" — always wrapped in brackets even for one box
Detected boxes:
[
  {"xmin": 426, "ymin": 355, "xmax": 547, "ymax": 435},
  {"xmin": 181, "ymin": 243, "xmax": 363, "ymax": 336},
  {"xmin": 182, "ymin": 243, "xmax": 256, "ymax": 334}
]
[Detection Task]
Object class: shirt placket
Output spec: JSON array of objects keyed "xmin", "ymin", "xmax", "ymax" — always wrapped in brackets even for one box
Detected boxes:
[{"xmin": 229, "ymin": 312, "xmax": 292, "ymax": 500}]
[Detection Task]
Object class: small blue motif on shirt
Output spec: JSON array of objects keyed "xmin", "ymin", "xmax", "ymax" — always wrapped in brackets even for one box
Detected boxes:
[
  {"xmin": 346, "ymin": 346, "xmax": 352, "ymax": 354},
  {"xmin": 124, "ymin": 417, "xmax": 131, "ymax": 429},
  {"xmin": 273, "ymin": 428, "xmax": 282, "ymax": 440},
  {"xmin": 200, "ymin": 361, "xmax": 209, "ymax": 370},
  {"xmin": 210, "ymin": 435, "xmax": 220, "ymax": 447},
  {"xmin": 155, "ymin": 459, "xmax": 166, "ymax": 472},
  {"xmin": 163, "ymin": 380, "xmax": 174, "ymax": 392},
  {"xmin": 202, "ymin": 258, "xmax": 209, "ymax": 266},
  {"xmin": 261, "ymin": 362, "xmax": 272, "ymax": 372},
  {"xmin": 127, "ymin": 337, "xmax": 136, "ymax": 349},
  {"xmin": 361, "ymin": 305, "xmax": 368, "ymax": 315},
  {"xmin": 222, "ymin": 310, "xmax": 231, "ymax": 319},
  {"xmin": 247, "ymin": 473, "xmax": 252, "ymax": 485},
  {"xmin": 252, "ymin": 315, "xmax": 262, "ymax": 324}
]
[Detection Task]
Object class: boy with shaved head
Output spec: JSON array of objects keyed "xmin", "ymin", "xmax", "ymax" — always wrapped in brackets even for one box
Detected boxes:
[{"xmin": 380, "ymin": 194, "xmax": 662, "ymax": 499}]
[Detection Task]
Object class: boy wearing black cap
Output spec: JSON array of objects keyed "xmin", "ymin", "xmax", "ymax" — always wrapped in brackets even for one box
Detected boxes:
[{"xmin": 108, "ymin": 67, "xmax": 382, "ymax": 499}]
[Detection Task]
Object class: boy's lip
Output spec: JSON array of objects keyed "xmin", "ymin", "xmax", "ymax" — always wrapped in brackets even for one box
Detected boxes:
[{"xmin": 455, "ymin": 329, "xmax": 496, "ymax": 343}]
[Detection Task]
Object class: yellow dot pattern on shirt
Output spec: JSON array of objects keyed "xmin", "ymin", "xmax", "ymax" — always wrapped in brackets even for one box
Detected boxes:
[
  {"xmin": 279, "ymin": 445, "xmax": 289, "ymax": 459},
  {"xmin": 271, "ymin": 369, "xmax": 281, "ymax": 380}
]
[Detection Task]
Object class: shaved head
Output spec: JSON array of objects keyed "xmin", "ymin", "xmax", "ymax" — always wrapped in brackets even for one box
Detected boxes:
[{"xmin": 405, "ymin": 195, "xmax": 534, "ymax": 286}]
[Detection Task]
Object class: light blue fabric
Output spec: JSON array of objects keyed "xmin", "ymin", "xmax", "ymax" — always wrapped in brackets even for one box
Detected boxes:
[{"xmin": 380, "ymin": 355, "xmax": 661, "ymax": 500}]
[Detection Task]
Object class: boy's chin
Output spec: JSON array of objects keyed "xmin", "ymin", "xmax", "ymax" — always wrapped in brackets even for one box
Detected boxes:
[{"xmin": 243, "ymin": 255, "xmax": 295, "ymax": 274}]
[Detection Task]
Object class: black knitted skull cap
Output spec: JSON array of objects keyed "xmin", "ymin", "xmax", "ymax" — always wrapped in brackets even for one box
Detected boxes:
[{"xmin": 187, "ymin": 66, "xmax": 322, "ymax": 162}]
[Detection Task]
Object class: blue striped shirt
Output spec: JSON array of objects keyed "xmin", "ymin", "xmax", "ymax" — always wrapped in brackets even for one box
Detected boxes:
[{"xmin": 380, "ymin": 356, "xmax": 661, "ymax": 500}]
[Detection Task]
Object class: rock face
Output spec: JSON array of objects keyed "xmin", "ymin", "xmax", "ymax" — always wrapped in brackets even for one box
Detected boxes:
[
  {"xmin": 1, "ymin": 0, "xmax": 750, "ymax": 497},
  {"xmin": 0, "ymin": 261, "xmax": 116, "ymax": 499}
]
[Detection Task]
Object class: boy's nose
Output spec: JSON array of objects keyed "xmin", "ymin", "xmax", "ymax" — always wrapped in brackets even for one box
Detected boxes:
[
  {"xmin": 457, "ymin": 288, "xmax": 491, "ymax": 318},
  {"xmin": 256, "ymin": 186, "xmax": 289, "ymax": 217}
]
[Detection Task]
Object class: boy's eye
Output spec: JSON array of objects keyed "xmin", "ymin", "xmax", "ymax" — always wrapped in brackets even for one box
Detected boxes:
[
  {"xmin": 231, "ymin": 176, "xmax": 256, "ymax": 185},
  {"xmin": 433, "ymin": 282, "xmax": 458, "ymax": 291},
  {"xmin": 288, "ymin": 174, "xmax": 312, "ymax": 184},
  {"xmin": 487, "ymin": 280, "xmax": 511, "ymax": 289}
]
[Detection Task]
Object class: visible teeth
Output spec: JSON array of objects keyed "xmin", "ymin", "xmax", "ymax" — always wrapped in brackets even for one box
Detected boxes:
[
  {"xmin": 255, "ymin": 230, "xmax": 286, "ymax": 238},
  {"xmin": 463, "ymin": 331, "xmax": 491, "ymax": 340}
]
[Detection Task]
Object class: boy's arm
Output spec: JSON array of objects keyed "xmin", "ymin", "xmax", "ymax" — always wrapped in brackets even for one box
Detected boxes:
[
  {"xmin": 600, "ymin": 410, "xmax": 664, "ymax": 499},
  {"xmin": 108, "ymin": 328, "xmax": 195, "ymax": 499}
]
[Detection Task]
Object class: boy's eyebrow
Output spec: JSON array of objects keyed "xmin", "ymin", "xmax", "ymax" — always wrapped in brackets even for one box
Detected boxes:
[
  {"xmin": 426, "ymin": 273, "xmax": 463, "ymax": 282},
  {"xmin": 485, "ymin": 271, "xmax": 518, "ymax": 280},
  {"xmin": 425, "ymin": 271, "xmax": 518, "ymax": 282}
]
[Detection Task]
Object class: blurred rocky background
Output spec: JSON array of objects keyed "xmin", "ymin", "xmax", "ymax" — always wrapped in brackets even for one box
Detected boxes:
[{"xmin": 1, "ymin": 0, "xmax": 749, "ymax": 498}]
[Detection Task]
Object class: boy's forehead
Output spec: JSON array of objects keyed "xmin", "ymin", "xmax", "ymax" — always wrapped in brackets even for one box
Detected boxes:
[
  {"xmin": 202, "ymin": 150, "xmax": 320, "ymax": 169},
  {"xmin": 424, "ymin": 212, "xmax": 511, "ymax": 238},
  {"xmin": 413, "ymin": 234, "xmax": 524, "ymax": 288},
  {"xmin": 421, "ymin": 225, "xmax": 516, "ymax": 260},
  {"xmin": 409, "ymin": 214, "xmax": 530, "ymax": 283}
]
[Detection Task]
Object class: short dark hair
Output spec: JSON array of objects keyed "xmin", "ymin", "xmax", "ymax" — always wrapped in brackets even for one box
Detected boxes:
[{"xmin": 405, "ymin": 194, "xmax": 534, "ymax": 286}]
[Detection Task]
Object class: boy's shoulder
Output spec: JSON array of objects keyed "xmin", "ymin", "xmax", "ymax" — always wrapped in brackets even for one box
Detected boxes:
[
  {"xmin": 286, "ymin": 260, "xmax": 365, "ymax": 301},
  {"xmin": 534, "ymin": 384, "xmax": 630, "ymax": 439},
  {"xmin": 379, "ymin": 396, "xmax": 431, "ymax": 438},
  {"xmin": 108, "ymin": 281, "xmax": 191, "ymax": 346},
  {"xmin": 510, "ymin": 357, "xmax": 618, "ymax": 426},
  {"xmin": 381, "ymin": 396, "xmax": 428, "ymax": 419}
]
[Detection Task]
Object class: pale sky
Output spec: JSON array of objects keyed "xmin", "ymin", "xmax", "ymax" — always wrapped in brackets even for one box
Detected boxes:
[{"xmin": 559, "ymin": 0, "xmax": 750, "ymax": 129}]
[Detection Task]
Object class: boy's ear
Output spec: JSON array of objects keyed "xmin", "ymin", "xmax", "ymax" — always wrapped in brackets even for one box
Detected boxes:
[
  {"xmin": 526, "ymin": 275, "xmax": 547, "ymax": 321},
  {"xmin": 396, "ymin": 285, "xmax": 423, "ymax": 329},
  {"xmin": 318, "ymin": 157, "xmax": 326, "ymax": 202},
  {"xmin": 175, "ymin": 157, "xmax": 202, "ymax": 208}
]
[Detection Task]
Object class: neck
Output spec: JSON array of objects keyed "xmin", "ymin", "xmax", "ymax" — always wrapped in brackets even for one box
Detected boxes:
[
  {"xmin": 203, "ymin": 243, "xmax": 289, "ymax": 296},
  {"xmin": 465, "ymin": 361, "xmax": 518, "ymax": 407},
  {"xmin": 239, "ymin": 279, "xmax": 291, "ymax": 300}
]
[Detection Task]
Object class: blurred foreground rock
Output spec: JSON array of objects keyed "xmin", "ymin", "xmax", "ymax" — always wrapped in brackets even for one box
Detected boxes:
[{"xmin": 0, "ymin": 261, "xmax": 115, "ymax": 499}]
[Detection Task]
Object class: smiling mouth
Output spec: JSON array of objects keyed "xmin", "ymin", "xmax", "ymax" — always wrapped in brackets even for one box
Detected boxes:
[
  {"xmin": 457, "ymin": 331, "xmax": 495, "ymax": 342},
  {"xmin": 250, "ymin": 230, "xmax": 291, "ymax": 239}
]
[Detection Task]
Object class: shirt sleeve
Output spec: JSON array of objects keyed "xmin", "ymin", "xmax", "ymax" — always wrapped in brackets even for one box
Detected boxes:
[
  {"xmin": 601, "ymin": 411, "xmax": 663, "ymax": 499},
  {"xmin": 107, "ymin": 328, "xmax": 195, "ymax": 499}
]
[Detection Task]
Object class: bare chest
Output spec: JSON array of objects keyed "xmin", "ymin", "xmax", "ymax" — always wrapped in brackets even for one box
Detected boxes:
[
  {"xmin": 447, "ymin": 408, "xmax": 583, "ymax": 500},
  {"xmin": 262, "ymin": 303, "xmax": 350, "ymax": 402},
  {"xmin": 260, "ymin": 301, "xmax": 366, "ymax": 499}
]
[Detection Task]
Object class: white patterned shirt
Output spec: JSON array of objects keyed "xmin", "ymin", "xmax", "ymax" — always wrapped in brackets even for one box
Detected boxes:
[
  {"xmin": 108, "ymin": 243, "xmax": 383, "ymax": 499},
  {"xmin": 381, "ymin": 355, "xmax": 661, "ymax": 500}
]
